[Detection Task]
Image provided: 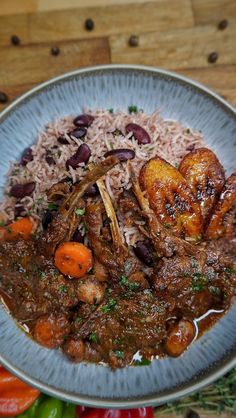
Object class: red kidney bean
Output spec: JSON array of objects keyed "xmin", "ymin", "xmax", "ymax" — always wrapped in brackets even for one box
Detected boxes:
[
  {"xmin": 72, "ymin": 229, "xmax": 84, "ymax": 243},
  {"xmin": 21, "ymin": 147, "xmax": 34, "ymax": 165},
  {"xmin": 69, "ymin": 127, "xmax": 87, "ymax": 140},
  {"xmin": 84, "ymin": 183, "xmax": 99, "ymax": 197},
  {"xmin": 133, "ymin": 241, "xmax": 154, "ymax": 266},
  {"xmin": 57, "ymin": 136, "xmax": 69, "ymax": 145},
  {"xmin": 104, "ymin": 148, "xmax": 135, "ymax": 162},
  {"xmin": 66, "ymin": 144, "xmax": 91, "ymax": 169},
  {"xmin": 125, "ymin": 123, "xmax": 151, "ymax": 144},
  {"xmin": 10, "ymin": 182, "xmax": 36, "ymax": 198},
  {"xmin": 73, "ymin": 114, "xmax": 94, "ymax": 127}
]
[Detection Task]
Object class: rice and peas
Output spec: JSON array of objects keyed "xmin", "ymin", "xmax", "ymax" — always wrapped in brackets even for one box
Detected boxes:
[{"xmin": 0, "ymin": 108, "xmax": 204, "ymax": 246}]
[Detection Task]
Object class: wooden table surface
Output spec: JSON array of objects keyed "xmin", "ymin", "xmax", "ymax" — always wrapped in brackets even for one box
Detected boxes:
[{"xmin": 0, "ymin": 1, "xmax": 235, "ymax": 417}]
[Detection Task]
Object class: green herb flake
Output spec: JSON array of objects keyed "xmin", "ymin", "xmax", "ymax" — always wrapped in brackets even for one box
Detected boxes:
[
  {"xmin": 108, "ymin": 108, "xmax": 113, "ymax": 113},
  {"xmin": 0, "ymin": 221, "xmax": 5, "ymax": 227},
  {"xmin": 47, "ymin": 203, "xmax": 58, "ymax": 211},
  {"xmin": 59, "ymin": 285, "xmax": 68, "ymax": 294},
  {"xmin": 101, "ymin": 298, "xmax": 117, "ymax": 313},
  {"xmin": 133, "ymin": 358, "xmax": 151, "ymax": 366},
  {"xmin": 75, "ymin": 316, "xmax": 84, "ymax": 324},
  {"xmin": 120, "ymin": 275, "xmax": 139, "ymax": 291},
  {"xmin": 191, "ymin": 274, "xmax": 208, "ymax": 292},
  {"xmin": 75, "ymin": 208, "xmax": 85, "ymax": 216},
  {"xmin": 113, "ymin": 350, "xmax": 124, "ymax": 359},
  {"xmin": 89, "ymin": 332, "xmax": 98, "ymax": 343},
  {"xmin": 63, "ymin": 335, "xmax": 69, "ymax": 341},
  {"xmin": 185, "ymin": 128, "xmax": 191, "ymax": 134},
  {"xmin": 39, "ymin": 271, "xmax": 46, "ymax": 279},
  {"xmin": 163, "ymin": 223, "xmax": 172, "ymax": 229},
  {"xmin": 128, "ymin": 105, "xmax": 138, "ymax": 113},
  {"xmin": 190, "ymin": 258, "xmax": 199, "ymax": 268},
  {"xmin": 224, "ymin": 267, "xmax": 235, "ymax": 275}
]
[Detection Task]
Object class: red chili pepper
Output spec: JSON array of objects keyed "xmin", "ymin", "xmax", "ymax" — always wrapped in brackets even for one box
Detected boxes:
[
  {"xmin": 0, "ymin": 366, "xmax": 40, "ymax": 416},
  {"xmin": 76, "ymin": 406, "xmax": 153, "ymax": 418}
]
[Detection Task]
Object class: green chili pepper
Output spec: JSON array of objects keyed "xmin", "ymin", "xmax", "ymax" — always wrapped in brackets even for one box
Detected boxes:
[
  {"xmin": 37, "ymin": 398, "xmax": 63, "ymax": 418},
  {"xmin": 63, "ymin": 402, "xmax": 76, "ymax": 418},
  {"xmin": 16, "ymin": 396, "xmax": 42, "ymax": 418}
]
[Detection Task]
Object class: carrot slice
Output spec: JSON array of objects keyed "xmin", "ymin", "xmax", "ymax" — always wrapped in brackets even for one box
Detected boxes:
[
  {"xmin": 0, "ymin": 217, "xmax": 33, "ymax": 241},
  {"xmin": 54, "ymin": 242, "xmax": 93, "ymax": 278}
]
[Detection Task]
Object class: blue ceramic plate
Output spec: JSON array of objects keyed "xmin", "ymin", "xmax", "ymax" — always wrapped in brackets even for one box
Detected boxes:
[{"xmin": 0, "ymin": 65, "xmax": 235, "ymax": 408}]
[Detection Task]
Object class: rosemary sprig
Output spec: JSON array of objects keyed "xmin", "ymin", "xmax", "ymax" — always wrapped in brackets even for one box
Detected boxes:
[{"xmin": 155, "ymin": 367, "xmax": 236, "ymax": 415}]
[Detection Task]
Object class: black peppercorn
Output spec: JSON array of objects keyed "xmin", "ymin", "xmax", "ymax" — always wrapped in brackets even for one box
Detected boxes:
[
  {"xmin": 11, "ymin": 35, "xmax": 20, "ymax": 45},
  {"xmin": 218, "ymin": 19, "xmax": 228, "ymax": 30},
  {"xmin": 51, "ymin": 46, "xmax": 60, "ymax": 56},
  {"xmin": 85, "ymin": 18, "xmax": 94, "ymax": 31},
  {"xmin": 129, "ymin": 35, "xmax": 139, "ymax": 47},
  {"xmin": 186, "ymin": 409, "xmax": 200, "ymax": 418},
  {"xmin": 0, "ymin": 92, "xmax": 8, "ymax": 103},
  {"xmin": 208, "ymin": 52, "xmax": 218, "ymax": 63}
]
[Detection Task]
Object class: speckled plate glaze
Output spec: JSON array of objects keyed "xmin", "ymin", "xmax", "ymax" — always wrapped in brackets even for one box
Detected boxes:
[{"xmin": 0, "ymin": 65, "xmax": 235, "ymax": 408}]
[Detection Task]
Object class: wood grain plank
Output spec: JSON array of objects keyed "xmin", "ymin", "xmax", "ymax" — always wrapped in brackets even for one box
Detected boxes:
[
  {"xmin": 0, "ymin": 14, "xmax": 29, "ymax": 46},
  {"xmin": 192, "ymin": 0, "xmax": 236, "ymax": 25},
  {"xmin": 177, "ymin": 65, "xmax": 236, "ymax": 90},
  {"xmin": 29, "ymin": 1, "xmax": 194, "ymax": 43},
  {"xmin": 110, "ymin": 25, "xmax": 236, "ymax": 69},
  {"xmin": 0, "ymin": 0, "xmax": 174, "ymax": 15},
  {"xmin": 0, "ymin": 38, "xmax": 110, "ymax": 87},
  {"xmin": 0, "ymin": 0, "xmax": 36, "ymax": 16}
]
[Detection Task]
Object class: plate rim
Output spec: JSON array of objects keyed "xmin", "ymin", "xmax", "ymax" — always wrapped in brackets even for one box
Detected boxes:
[{"xmin": 0, "ymin": 64, "xmax": 235, "ymax": 408}]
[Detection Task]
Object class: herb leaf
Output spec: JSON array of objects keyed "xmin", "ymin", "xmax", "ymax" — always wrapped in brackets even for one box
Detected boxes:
[
  {"xmin": 75, "ymin": 208, "xmax": 85, "ymax": 216},
  {"xmin": 128, "ymin": 105, "xmax": 138, "ymax": 113},
  {"xmin": 48, "ymin": 203, "xmax": 58, "ymax": 211},
  {"xmin": 89, "ymin": 332, "xmax": 98, "ymax": 343},
  {"xmin": 133, "ymin": 358, "xmax": 151, "ymax": 366},
  {"xmin": 113, "ymin": 350, "xmax": 124, "ymax": 359},
  {"xmin": 101, "ymin": 298, "xmax": 117, "ymax": 313}
]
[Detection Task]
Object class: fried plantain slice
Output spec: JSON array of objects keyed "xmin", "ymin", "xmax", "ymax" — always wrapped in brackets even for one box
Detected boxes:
[
  {"xmin": 139, "ymin": 157, "xmax": 202, "ymax": 241},
  {"xmin": 179, "ymin": 148, "xmax": 225, "ymax": 223},
  {"xmin": 205, "ymin": 172, "xmax": 236, "ymax": 240}
]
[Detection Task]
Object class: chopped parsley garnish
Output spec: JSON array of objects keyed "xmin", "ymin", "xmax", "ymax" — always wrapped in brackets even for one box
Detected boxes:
[
  {"xmin": 120, "ymin": 275, "xmax": 139, "ymax": 291},
  {"xmin": 101, "ymin": 298, "xmax": 117, "ymax": 313},
  {"xmin": 75, "ymin": 208, "xmax": 85, "ymax": 216},
  {"xmin": 108, "ymin": 108, "xmax": 113, "ymax": 113},
  {"xmin": 191, "ymin": 273, "xmax": 208, "ymax": 292},
  {"xmin": 0, "ymin": 221, "xmax": 5, "ymax": 227},
  {"xmin": 113, "ymin": 350, "xmax": 124, "ymax": 359},
  {"xmin": 186, "ymin": 128, "xmax": 191, "ymax": 134},
  {"xmin": 39, "ymin": 271, "xmax": 46, "ymax": 279},
  {"xmin": 163, "ymin": 223, "xmax": 172, "ymax": 229},
  {"xmin": 89, "ymin": 332, "xmax": 98, "ymax": 343},
  {"xmin": 190, "ymin": 258, "xmax": 199, "ymax": 268},
  {"xmin": 224, "ymin": 267, "xmax": 235, "ymax": 275},
  {"xmin": 59, "ymin": 285, "xmax": 68, "ymax": 294},
  {"xmin": 75, "ymin": 316, "xmax": 84, "ymax": 324},
  {"xmin": 128, "ymin": 105, "xmax": 138, "ymax": 113},
  {"xmin": 133, "ymin": 358, "xmax": 151, "ymax": 366},
  {"xmin": 47, "ymin": 203, "xmax": 58, "ymax": 211}
]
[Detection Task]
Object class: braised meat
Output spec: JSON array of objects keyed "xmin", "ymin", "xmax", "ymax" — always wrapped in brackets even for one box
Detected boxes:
[{"xmin": 0, "ymin": 150, "xmax": 235, "ymax": 368}]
